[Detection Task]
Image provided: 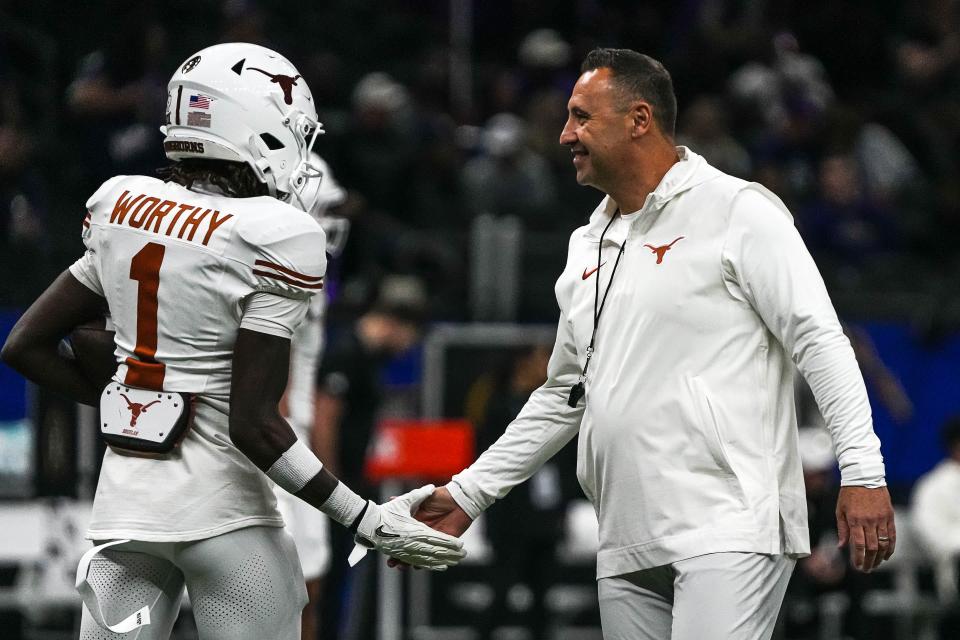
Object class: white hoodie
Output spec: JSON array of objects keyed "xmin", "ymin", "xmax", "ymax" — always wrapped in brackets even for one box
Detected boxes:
[{"xmin": 449, "ymin": 148, "xmax": 886, "ymax": 579}]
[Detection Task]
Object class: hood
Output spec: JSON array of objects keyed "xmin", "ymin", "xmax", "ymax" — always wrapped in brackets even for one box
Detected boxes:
[{"xmin": 583, "ymin": 147, "xmax": 723, "ymax": 241}]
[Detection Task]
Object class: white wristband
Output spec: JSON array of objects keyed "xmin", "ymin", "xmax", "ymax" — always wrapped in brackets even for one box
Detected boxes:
[
  {"xmin": 266, "ymin": 440, "xmax": 323, "ymax": 494},
  {"xmin": 320, "ymin": 482, "xmax": 367, "ymax": 527}
]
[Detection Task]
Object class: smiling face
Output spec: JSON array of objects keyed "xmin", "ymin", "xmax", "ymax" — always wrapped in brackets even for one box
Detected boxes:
[{"xmin": 559, "ymin": 68, "xmax": 636, "ymax": 191}]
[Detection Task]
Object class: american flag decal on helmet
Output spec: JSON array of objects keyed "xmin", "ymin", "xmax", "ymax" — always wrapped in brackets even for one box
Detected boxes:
[
  {"xmin": 253, "ymin": 260, "xmax": 324, "ymax": 290},
  {"xmin": 189, "ymin": 94, "xmax": 212, "ymax": 109}
]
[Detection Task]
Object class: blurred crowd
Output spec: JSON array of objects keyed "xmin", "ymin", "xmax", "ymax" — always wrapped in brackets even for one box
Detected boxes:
[
  {"xmin": 0, "ymin": 0, "xmax": 958, "ymax": 325},
  {"xmin": 2, "ymin": 2, "xmax": 960, "ymax": 638}
]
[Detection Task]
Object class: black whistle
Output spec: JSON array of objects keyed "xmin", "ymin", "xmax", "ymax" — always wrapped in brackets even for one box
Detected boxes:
[{"xmin": 567, "ymin": 382, "xmax": 585, "ymax": 408}]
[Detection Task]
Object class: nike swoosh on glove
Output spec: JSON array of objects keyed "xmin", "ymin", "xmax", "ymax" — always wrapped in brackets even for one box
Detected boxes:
[{"xmin": 349, "ymin": 484, "xmax": 467, "ymax": 570}]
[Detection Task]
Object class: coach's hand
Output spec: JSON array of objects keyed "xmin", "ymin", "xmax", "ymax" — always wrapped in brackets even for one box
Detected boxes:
[
  {"xmin": 836, "ymin": 486, "xmax": 896, "ymax": 573},
  {"xmin": 387, "ymin": 485, "xmax": 474, "ymax": 569},
  {"xmin": 353, "ymin": 485, "xmax": 466, "ymax": 571},
  {"xmin": 413, "ymin": 486, "xmax": 474, "ymax": 536}
]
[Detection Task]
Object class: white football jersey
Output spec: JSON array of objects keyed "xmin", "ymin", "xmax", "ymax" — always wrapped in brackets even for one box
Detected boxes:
[{"xmin": 70, "ymin": 174, "xmax": 327, "ymax": 541}]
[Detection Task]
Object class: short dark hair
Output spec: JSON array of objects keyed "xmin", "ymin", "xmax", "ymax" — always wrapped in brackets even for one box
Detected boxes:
[
  {"xmin": 581, "ymin": 48, "xmax": 677, "ymax": 137},
  {"xmin": 942, "ymin": 416, "xmax": 960, "ymax": 452}
]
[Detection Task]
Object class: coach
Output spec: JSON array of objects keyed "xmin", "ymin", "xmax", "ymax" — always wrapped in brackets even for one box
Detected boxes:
[{"xmin": 415, "ymin": 48, "xmax": 895, "ymax": 639}]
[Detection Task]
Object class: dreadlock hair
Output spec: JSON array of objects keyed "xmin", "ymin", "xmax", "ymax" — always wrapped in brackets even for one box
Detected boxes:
[{"xmin": 157, "ymin": 159, "xmax": 270, "ymax": 198}]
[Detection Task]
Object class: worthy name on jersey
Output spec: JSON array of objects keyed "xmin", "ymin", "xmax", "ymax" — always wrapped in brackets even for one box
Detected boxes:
[{"xmin": 107, "ymin": 190, "xmax": 233, "ymax": 247}]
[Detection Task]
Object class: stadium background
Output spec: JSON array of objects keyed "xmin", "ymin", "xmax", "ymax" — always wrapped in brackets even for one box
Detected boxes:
[{"xmin": 0, "ymin": 0, "xmax": 958, "ymax": 638}]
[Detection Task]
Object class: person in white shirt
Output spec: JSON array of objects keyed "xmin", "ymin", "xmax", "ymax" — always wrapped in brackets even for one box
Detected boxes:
[
  {"xmin": 1, "ymin": 43, "xmax": 463, "ymax": 640},
  {"xmin": 912, "ymin": 417, "xmax": 960, "ymax": 598},
  {"xmin": 410, "ymin": 47, "xmax": 896, "ymax": 640}
]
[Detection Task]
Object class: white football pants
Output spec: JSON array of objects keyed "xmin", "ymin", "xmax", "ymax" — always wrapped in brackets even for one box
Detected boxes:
[
  {"xmin": 78, "ymin": 526, "xmax": 307, "ymax": 640},
  {"xmin": 598, "ymin": 552, "xmax": 795, "ymax": 640}
]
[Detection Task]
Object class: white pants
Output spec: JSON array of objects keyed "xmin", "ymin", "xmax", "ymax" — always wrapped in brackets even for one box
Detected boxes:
[
  {"xmin": 598, "ymin": 552, "xmax": 795, "ymax": 640},
  {"xmin": 78, "ymin": 526, "xmax": 307, "ymax": 640}
]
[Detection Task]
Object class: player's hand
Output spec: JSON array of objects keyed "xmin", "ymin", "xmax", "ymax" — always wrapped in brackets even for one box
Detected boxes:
[
  {"xmin": 354, "ymin": 485, "xmax": 466, "ymax": 571},
  {"xmin": 836, "ymin": 486, "xmax": 896, "ymax": 573},
  {"xmin": 388, "ymin": 485, "xmax": 474, "ymax": 569}
]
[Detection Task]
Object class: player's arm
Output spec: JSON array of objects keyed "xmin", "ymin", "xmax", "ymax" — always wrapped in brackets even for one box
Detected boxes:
[
  {"xmin": 1, "ymin": 270, "xmax": 109, "ymax": 406},
  {"xmin": 229, "ymin": 326, "xmax": 464, "ymax": 570}
]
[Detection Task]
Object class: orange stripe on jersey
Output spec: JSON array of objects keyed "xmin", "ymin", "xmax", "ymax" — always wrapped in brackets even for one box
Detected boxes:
[
  {"xmin": 253, "ymin": 259, "xmax": 323, "ymax": 282},
  {"xmin": 253, "ymin": 269, "xmax": 324, "ymax": 290}
]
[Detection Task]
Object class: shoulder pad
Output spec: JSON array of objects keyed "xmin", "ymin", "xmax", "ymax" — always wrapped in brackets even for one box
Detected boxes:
[
  {"xmin": 81, "ymin": 176, "xmax": 133, "ymax": 247},
  {"xmin": 237, "ymin": 207, "xmax": 327, "ymax": 300},
  {"xmin": 85, "ymin": 175, "xmax": 131, "ymax": 212}
]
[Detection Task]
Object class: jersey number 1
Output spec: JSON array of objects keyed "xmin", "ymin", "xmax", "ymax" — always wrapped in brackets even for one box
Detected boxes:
[{"xmin": 125, "ymin": 242, "xmax": 166, "ymax": 389}]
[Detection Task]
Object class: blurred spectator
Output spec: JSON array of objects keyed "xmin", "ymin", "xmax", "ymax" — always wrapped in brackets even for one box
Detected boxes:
[
  {"xmin": 407, "ymin": 91, "xmax": 465, "ymax": 230},
  {"xmin": 678, "ymin": 95, "xmax": 752, "ymax": 178},
  {"xmin": 0, "ymin": 125, "xmax": 48, "ymax": 305},
  {"xmin": 482, "ymin": 28, "xmax": 574, "ymax": 118},
  {"xmin": 472, "ymin": 344, "xmax": 576, "ymax": 640},
  {"xmin": 0, "ymin": 6, "xmax": 57, "ymax": 137},
  {"xmin": 461, "ymin": 113, "xmax": 557, "ymax": 228},
  {"xmin": 316, "ymin": 274, "xmax": 427, "ymax": 495},
  {"xmin": 783, "ymin": 428, "xmax": 870, "ymax": 640},
  {"xmin": 798, "ymin": 154, "xmax": 899, "ymax": 284},
  {"xmin": 314, "ymin": 276, "xmax": 427, "ymax": 640},
  {"xmin": 66, "ymin": 5, "xmax": 169, "ymax": 190},
  {"xmin": 518, "ymin": 29, "xmax": 571, "ymax": 75},
  {"xmin": 516, "ymin": 28, "xmax": 576, "ymax": 101},
  {"xmin": 729, "ymin": 33, "xmax": 836, "ymax": 205},
  {"xmin": 894, "ymin": 0, "xmax": 960, "ymax": 179},
  {"xmin": 728, "ymin": 32, "xmax": 834, "ymax": 135},
  {"xmin": 911, "ymin": 416, "xmax": 960, "ymax": 618},
  {"xmin": 854, "ymin": 123, "xmax": 921, "ymax": 205},
  {"xmin": 336, "ymin": 72, "xmax": 417, "ymax": 218}
]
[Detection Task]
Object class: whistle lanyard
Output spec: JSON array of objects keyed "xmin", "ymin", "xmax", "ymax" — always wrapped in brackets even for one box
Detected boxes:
[{"xmin": 568, "ymin": 213, "xmax": 627, "ymax": 407}]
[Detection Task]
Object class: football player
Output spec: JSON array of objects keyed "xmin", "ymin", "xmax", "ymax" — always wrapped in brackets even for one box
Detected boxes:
[
  {"xmin": 276, "ymin": 152, "xmax": 349, "ymax": 640},
  {"xmin": 2, "ymin": 43, "xmax": 463, "ymax": 640}
]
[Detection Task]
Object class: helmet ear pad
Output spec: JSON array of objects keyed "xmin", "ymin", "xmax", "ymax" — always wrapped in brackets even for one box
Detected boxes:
[{"xmin": 249, "ymin": 133, "xmax": 280, "ymax": 196}]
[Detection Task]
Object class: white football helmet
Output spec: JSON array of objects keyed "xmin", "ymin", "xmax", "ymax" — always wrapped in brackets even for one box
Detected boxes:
[
  {"xmin": 301, "ymin": 153, "xmax": 351, "ymax": 257},
  {"xmin": 161, "ymin": 42, "xmax": 323, "ymax": 208}
]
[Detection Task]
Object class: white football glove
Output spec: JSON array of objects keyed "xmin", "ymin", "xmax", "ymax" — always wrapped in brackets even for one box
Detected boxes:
[{"xmin": 348, "ymin": 484, "xmax": 466, "ymax": 570}]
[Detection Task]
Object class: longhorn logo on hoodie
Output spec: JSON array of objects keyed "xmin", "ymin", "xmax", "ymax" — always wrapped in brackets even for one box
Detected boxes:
[{"xmin": 643, "ymin": 236, "xmax": 685, "ymax": 264}]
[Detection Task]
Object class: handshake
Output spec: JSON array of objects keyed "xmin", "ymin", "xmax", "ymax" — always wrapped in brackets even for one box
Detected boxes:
[{"xmin": 348, "ymin": 485, "xmax": 473, "ymax": 571}]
